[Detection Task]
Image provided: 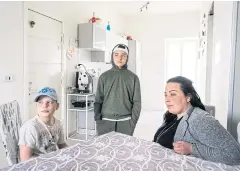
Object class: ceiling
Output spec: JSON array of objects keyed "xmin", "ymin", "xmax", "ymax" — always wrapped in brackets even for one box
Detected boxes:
[
  {"xmin": 93, "ymin": 1, "xmax": 203, "ymax": 15},
  {"xmin": 26, "ymin": 1, "xmax": 203, "ymax": 19}
]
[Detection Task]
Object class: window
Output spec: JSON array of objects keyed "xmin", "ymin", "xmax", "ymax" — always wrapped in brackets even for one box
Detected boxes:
[{"xmin": 165, "ymin": 38, "xmax": 199, "ymax": 90}]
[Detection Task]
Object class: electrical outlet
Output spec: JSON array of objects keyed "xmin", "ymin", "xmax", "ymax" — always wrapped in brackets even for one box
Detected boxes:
[{"xmin": 3, "ymin": 75, "xmax": 13, "ymax": 82}]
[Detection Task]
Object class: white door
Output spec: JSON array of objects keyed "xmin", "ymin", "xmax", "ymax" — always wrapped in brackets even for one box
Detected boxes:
[{"xmin": 27, "ymin": 9, "xmax": 63, "ymax": 120}]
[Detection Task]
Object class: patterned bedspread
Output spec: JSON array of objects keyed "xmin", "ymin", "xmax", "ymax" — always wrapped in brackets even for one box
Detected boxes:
[{"xmin": 1, "ymin": 132, "xmax": 240, "ymax": 171}]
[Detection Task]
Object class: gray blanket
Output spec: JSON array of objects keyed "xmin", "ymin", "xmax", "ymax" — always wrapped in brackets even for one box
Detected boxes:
[{"xmin": 1, "ymin": 132, "xmax": 240, "ymax": 171}]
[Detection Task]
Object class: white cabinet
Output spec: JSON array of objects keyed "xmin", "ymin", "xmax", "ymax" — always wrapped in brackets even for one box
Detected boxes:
[
  {"xmin": 78, "ymin": 23, "xmax": 106, "ymax": 51},
  {"xmin": 128, "ymin": 40, "xmax": 142, "ymax": 78}
]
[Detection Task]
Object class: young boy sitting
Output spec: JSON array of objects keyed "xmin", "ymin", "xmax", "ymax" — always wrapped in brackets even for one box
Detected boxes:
[{"xmin": 19, "ymin": 87, "xmax": 67, "ymax": 161}]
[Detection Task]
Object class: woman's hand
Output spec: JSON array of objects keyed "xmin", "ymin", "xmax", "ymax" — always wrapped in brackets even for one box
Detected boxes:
[{"xmin": 173, "ymin": 141, "xmax": 192, "ymax": 155}]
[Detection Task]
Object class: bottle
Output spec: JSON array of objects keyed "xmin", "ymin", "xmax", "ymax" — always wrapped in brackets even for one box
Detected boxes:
[{"xmin": 107, "ymin": 21, "xmax": 111, "ymax": 31}]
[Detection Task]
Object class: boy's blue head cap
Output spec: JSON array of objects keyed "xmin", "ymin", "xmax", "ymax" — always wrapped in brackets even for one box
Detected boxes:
[{"xmin": 34, "ymin": 87, "xmax": 58, "ymax": 102}]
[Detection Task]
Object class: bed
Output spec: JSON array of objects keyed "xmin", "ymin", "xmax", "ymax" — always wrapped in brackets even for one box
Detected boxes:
[{"xmin": 1, "ymin": 132, "xmax": 240, "ymax": 171}]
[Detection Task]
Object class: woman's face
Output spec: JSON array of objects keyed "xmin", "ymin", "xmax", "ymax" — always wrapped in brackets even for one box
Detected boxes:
[{"xmin": 165, "ymin": 82, "xmax": 190, "ymax": 114}]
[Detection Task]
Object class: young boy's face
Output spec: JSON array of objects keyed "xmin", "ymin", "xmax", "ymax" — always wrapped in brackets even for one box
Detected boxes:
[{"xmin": 36, "ymin": 96, "xmax": 59, "ymax": 118}]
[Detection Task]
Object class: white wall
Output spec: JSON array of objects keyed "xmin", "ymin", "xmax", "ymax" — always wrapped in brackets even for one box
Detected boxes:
[
  {"xmin": 0, "ymin": 2, "xmax": 24, "ymax": 117},
  {"xmin": 0, "ymin": 1, "xmax": 24, "ymax": 168},
  {"xmin": 194, "ymin": 1, "xmax": 235, "ymax": 129},
  {"xmin": 210, "ymin": 2, "xmax": 234, "ymax": 128},
  {"xmin": 123, "ymin": 12, "xmax": 200, "ymax": 111}
]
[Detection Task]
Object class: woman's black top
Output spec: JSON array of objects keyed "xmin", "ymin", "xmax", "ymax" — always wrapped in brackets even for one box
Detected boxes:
[{"xmin": 153, "ymin": 113, "xmax": 183, "ymax": 149}]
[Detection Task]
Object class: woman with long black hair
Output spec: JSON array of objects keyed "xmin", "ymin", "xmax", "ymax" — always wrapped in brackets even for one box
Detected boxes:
[{"xmin": 153, "ymin": 76, "xmax": 240, "ymax": 165}]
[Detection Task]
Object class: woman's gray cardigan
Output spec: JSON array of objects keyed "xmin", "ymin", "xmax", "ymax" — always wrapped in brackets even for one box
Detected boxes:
[{"xmin": 174, "ymin": 107, "xmax": 240, "ymax": 165}]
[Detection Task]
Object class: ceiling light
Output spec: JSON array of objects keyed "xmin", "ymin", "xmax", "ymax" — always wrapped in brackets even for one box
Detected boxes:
[{"xmin": 140, "ymin": 1, "xmax": 150, "ymax": 12}]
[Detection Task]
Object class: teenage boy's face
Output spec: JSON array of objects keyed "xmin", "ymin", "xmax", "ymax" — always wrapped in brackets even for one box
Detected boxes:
[
  {"xmin": 113, "ymin": 50, "xmax": 128, "ymax": 68},
  {"xmin": 36, "ymin": 96, "xmax": 59, "ymax": 118}
]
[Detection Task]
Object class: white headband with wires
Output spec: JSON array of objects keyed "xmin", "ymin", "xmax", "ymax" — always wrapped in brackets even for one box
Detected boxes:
[{"xmin": 113, "ymin": 47, "xmax": 129, "ymax": 55}]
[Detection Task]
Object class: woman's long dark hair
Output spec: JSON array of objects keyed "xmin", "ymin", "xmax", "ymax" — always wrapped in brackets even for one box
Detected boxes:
[{"xmin": 167, "ymin": 76, "xmax": 205, "ymax": 111}]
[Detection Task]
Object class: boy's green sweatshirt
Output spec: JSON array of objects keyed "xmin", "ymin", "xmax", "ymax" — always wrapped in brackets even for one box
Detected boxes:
[{"xmin": 94, "ymin": 66, "xmax": 141, "ymax": 124}]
